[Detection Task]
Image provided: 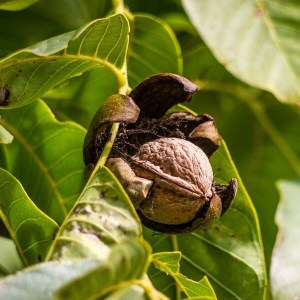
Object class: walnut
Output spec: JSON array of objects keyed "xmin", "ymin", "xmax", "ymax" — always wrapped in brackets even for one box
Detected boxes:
[
  {"xmin": 84, "ymin": 73, "xmax": 237, "ymax": 233},
  {"xmin": 106, "ymin": 137, "xmax": 237, "ymax": 233}
]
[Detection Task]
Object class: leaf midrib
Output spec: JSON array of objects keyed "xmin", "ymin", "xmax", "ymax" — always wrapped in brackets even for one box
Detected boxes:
[{"xmin": 0, "ymin": 54, "xmax": 124, "ymax": 81}]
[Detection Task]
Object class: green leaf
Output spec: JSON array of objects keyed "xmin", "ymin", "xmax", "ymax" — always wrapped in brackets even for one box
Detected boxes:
[
  {"xmin": 44, "ymin": 13, "xmax": 182, "ymax": 128},
  {"xmin": 0, "ymin": 100, "xmax": 86, "ymax": 223},
  {"xmin": 0, "ymin": 124, "xmax": 13, "ymax": 144},
  {"xmin": 128, "ymin": 14, "xmax": 182, "ymax": 87},
  {"xmin": 0, "ymin": 0, "xmax": 39, "ymax": 11},
  {"xmin": 0, "ymin": 259, "xmax": 100, "ymax": 299},
  {"xmin": 186, "ymin": 76, "xmax": 300, "ymax": 267},
  {"xmin": 0, "ymin": 240, "xmax": 150, "ymax": 300},
  {"xmin": 145, "ymin": 141, "xmax": 267, "ymax": 299},
  {"xmin": 182, "ymin": 0, "xmax": 300, "ymax": 103},
  {"xmin": 0, "ymin": 14, "xmax": 129, "ymax": 108},
  {"xmin": 271, "ymin": 179, "xmax": 300, "ymax": 300},
  {"xmin": 0, "ymin": 168, "xmax": 58, "ymax": 265},
  {"xmin": 153, "ymin": 252, "xmax": 216, "ymax": 299},
  {"xmin": 217, "ymin": 97, "xmax": 300, "ymax": 269},
  {"xmin": 0, "ymin": 0, "xmax": 108, "ymax": 57},
  {"xmin": 44, "ymin": 68, "xmax": 118, "ymax": 128},
  {"xmin": 47, "ymin": 167, "xmax": 141, "ymax": 261},
  {"xmin": 56, "ymin": 239, "xmax": 150, "ymax": 300}
]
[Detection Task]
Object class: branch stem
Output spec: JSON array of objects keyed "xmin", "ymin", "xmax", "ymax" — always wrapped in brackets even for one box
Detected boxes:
[{"xmin": 85, "ymin": 122, "xmax": 120, "ymax": 187}]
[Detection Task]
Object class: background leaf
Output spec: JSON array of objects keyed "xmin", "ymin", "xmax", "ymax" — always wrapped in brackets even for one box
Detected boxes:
[
  {"xmin": 0, "ymin": 168, "xmax": 58, "ymax": 265},
  {"xmin": 0, "ymin": 0, "xmax": 39, "ymax": 11},
  {"xmin": 128, "ymin": 14, "xmax": 182, "ymax": 87},
  {"xmin": 176, "ymin": 12, "xmax": 300, "ymax": 270},
  {"xmin": 182, "ymin": 0, "xmax": 300, "ymax": 103},
  {"xmin": 270, "ymin": 179, "xmax": 300, "ymax": 300},
  {"xmin": 184, "ymin": 75, "xmax": 300, "ymax": 269},
  {"xmin": 0, "ymin": 14, "xmax": 129, "ymax": 108},
  {"xmin": 0, "ymin": 100, "xmax": 86, "ymax": 223},
  {"xmin": 0, "ymin": 0, "xmax": 111, "ymax": 58},
  {"xmin": 44, "ymin": 68, "xmax": 118, "ymax": 128},
  {"xmin": 145, "ymin": 141, "xmax": 267, "ymax": 300}
]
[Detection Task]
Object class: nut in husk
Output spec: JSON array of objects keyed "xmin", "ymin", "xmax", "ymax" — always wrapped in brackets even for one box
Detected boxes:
[{"xmin": 83, "ymin": 73, "xmax": 237, "ymax": 233}]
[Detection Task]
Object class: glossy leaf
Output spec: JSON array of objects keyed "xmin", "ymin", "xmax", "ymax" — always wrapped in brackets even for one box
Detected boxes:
[
  {"xmin": 271, "ymin": 179, "xmax": 300, "ymax": 300},
  {"xmin": 0, "ymin": 0, "xmax": 39, "ymax": 11},
  {"xmin": 47, "ymin": 167, "xmax": 141, "ymax": 261},
  {"xmin": 0, "ymin": 168, "xmax": 58, "ymax": 265},
  {"xmin": 0, "ymin": 124, "xmax": 13, "ymax": 144},
  {"xmin": 145, "ymin": 141, "xmax": 267, "ymax": 299},
  {"xmin": 153, "ymin": 252, "xmax": 216, "ymax": 299},
  {"xmin": 182, "ymin": 0, "xmax": 300, "ymax": 103},
  {"xmin": 0, "ymin": 14, "xmax": 129, "ymax": 108},
  {"xmin": 0, "ymin": 100, "xmax": 86, "ymax": 223},
  {"xmin": 128, "ymin": 14, "xmax": 182, "ymax": 87}
]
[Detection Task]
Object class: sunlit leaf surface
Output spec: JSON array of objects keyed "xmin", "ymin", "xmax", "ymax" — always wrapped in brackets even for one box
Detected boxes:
[
  {"xmin": 57, "ymin": 240, "xmax": 150, "ymax": 300},
  {"xmin": 0, "ymin": 240, "xmax": 150, "ymax": 300}
]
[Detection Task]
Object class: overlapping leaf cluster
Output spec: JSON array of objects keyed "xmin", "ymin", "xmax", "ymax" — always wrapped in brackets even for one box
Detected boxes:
[{"xmin": 0, "ymin": 0, "xmax": 299, "ymax": 299}]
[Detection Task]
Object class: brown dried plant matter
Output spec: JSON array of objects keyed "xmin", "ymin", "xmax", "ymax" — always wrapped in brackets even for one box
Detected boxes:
[{"xmin": 83, "ymin": 73, "xmax": 237, "ymax": 233}]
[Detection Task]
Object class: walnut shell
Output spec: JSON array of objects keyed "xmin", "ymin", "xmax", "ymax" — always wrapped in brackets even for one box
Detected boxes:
[
  {"xmin": 131, "ymin": 138, "xmax": 214, "ymax": 224},
  {"xmin": 131, "ymin": 138, "xmax": 213, "ymax": 198}
]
